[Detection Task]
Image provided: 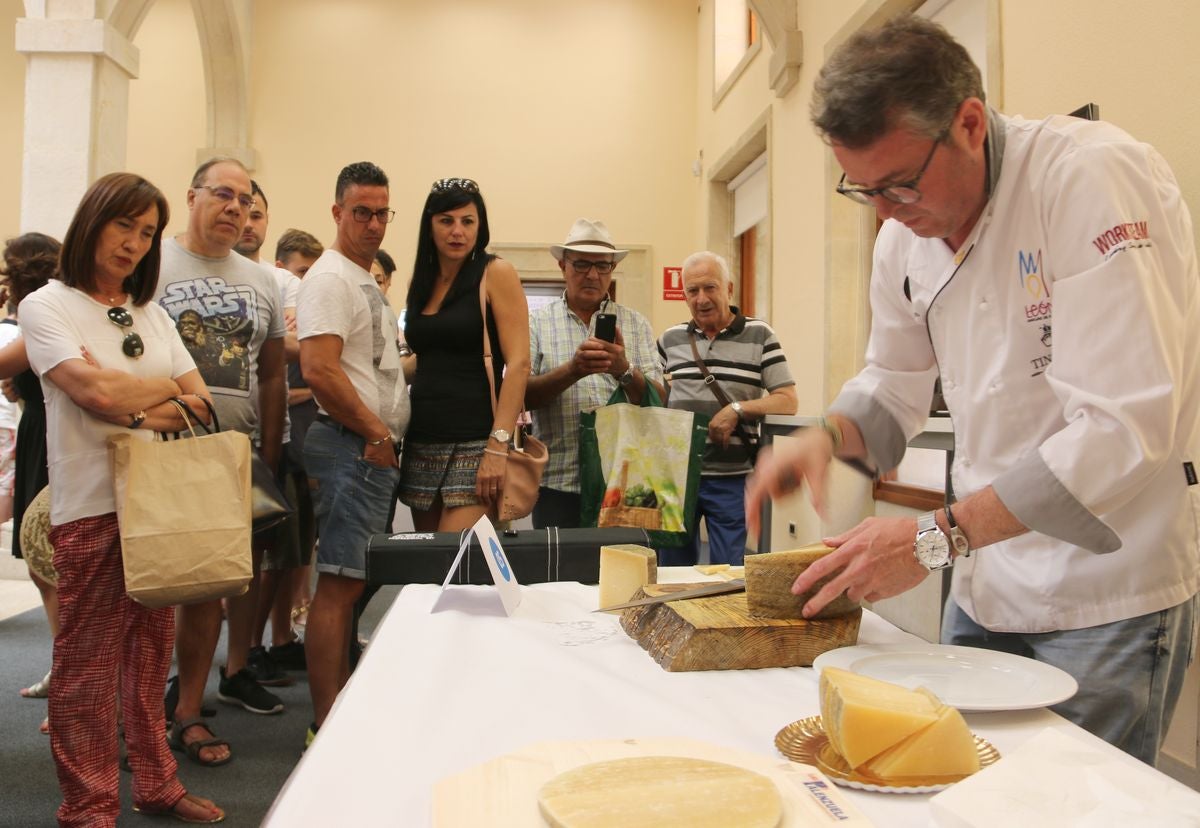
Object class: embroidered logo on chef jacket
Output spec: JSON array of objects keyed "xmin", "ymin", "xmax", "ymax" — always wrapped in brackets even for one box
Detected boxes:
[
  {"xmin": 1092, "ymin": 219, "xmax": 1152, "ymax": 260},
  {"xmin": 1018, "ymin": 250, "xmax": 1053, "ymax": 377}
]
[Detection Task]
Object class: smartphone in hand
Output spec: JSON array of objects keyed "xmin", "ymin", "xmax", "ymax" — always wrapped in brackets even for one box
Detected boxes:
[{"xmin": 594, "ymin": 313, "xmax": 617, "ymax": 343}]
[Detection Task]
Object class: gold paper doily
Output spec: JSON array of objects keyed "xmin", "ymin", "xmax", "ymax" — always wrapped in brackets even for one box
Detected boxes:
[{"xmin": 774, "ymin": 715, "xmax": 1000, "ymax": 794}]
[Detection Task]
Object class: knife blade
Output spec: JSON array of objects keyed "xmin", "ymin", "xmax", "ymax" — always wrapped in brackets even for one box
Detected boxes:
[{"xmin": 594, "ymin": 579, "xmax": 746, "ymax": 613}]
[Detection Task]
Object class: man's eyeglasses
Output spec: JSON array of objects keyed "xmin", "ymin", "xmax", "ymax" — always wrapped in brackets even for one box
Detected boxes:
[
  {"xmin": 836, "ymin": 129, "xmax": 948, "ymax": 205},
  {"xmin": 430, "ymin": 178, "xmax": 479, "ymax": 194},
  {"xmin": 107, "ymin": 307, "xmax": 145, "ymax": 359},
  {"xmin": 193, "ymin": 185, "xmax": 256, "ymax": 210},
  {"xmin": 566, "ymin": 257, "xmax": 616, "ymax": 276},
  {"xmin": 350, "ymin": 206, "xmax": 396, "ymax": 224}
]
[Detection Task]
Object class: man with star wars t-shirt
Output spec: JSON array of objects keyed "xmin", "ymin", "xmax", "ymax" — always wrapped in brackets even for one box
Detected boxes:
[{"xmin": 153, "ymin": 157, "xmax": 287, "ymax": 766}]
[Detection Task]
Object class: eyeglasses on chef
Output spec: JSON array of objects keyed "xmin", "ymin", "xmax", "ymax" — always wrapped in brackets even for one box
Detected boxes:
[{"xmin": 836, "ymin": 127, "xmax": 949, "ymax": 205}]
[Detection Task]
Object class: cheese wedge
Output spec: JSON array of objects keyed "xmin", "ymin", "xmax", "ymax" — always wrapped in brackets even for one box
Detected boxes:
[
  {"xmin": 861, "ymin": 697, "xmax": 981, "ymax": 779},
  {"xmin": 819, "ymin": 666, "xmax": 940, "ymax": 769},
  {"xmin": 598, "ymin": 545, "xmax": 657, "ymax": 610},
  {"xmin": 745, "ymin": 546, "xmax": 859, "ymax": 619},
  {"xmin": 537, "ymin": 756, "xmax": 782, "ymax": 828}
]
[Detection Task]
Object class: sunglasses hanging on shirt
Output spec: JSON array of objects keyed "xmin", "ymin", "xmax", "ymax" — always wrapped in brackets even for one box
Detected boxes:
[{"xmin": 107, "ymin": 306, "xmax": 145, "ymax": 359}]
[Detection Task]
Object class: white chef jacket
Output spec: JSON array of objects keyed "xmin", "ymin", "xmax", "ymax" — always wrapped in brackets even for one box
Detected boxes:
[{"xmin": 831, "ymin": 110, "xmax": 1200, "ymax": 633}]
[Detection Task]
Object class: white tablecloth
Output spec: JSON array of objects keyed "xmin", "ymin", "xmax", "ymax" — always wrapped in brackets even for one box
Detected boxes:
[{"xmin": 264, "ymin": 575, "xmax": 1158, "ymax": 826}]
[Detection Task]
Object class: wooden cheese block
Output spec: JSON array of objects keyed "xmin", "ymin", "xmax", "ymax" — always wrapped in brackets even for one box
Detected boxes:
[
  {"xmin": 619, "ymin": 583, "xmax": 861, "ymax": 672},
  {"xmin": 745, "ymin": 545, "xmax": 860, "ymax": 620}
]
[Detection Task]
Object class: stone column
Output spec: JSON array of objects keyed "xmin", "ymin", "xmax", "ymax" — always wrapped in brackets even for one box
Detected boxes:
[{"xmin": 15, "ymin": 15, "xmax": 140, "ymax": 237}]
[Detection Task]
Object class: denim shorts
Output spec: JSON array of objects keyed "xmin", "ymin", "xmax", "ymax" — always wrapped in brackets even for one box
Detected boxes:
[
  {"xmin": 302, "ymin": 420, "xmax": 399, "ymax": 580},
  {"xmin": 942, "ymin": 595, "xmax": 1197, "ymax": 766}
]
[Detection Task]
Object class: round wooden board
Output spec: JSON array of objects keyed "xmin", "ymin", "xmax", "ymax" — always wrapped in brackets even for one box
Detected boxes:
[{"xmin": 431, "ymin": 737, "xmax": 872, "ymax": 827}]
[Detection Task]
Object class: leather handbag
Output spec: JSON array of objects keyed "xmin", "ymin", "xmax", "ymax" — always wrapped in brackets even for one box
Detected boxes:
[{"xmin": 479, "ymin": 272, "xmax": 548, "ymax": 521}]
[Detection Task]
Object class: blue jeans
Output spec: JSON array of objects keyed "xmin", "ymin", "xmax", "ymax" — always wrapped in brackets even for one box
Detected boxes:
[
  {"xmin": 659, "ymin": 475, "xmax": 749, "ymax": 567},
  {"xmin": 942, "ymin": 595, "xmax": 1197, "ymax": 766},
  {"xmin": 303, "ymin": 420, "xmax": 400, "ymax": 580}
]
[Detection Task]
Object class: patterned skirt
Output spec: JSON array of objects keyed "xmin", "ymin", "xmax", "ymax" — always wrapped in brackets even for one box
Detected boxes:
[{"xmin": 398, "ymin": 439, "xmax": 488, "ymax": 512}]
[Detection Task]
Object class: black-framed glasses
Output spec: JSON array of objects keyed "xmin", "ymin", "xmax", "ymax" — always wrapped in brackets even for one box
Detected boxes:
[
  {"xmin": 566, "ymin": 257, "xmax": 616, "ymax": 276},
  {"xmin": 350, "ymin": 206, "xmax": 396, "ymax": 224},
  {"xmin": 836, "ymin": 129, "xmax": 948, "ymax": 205},
  {"xmin": 107, "ymin": 306, "xmax": 145, "ymax": 359},
  {"xmin": 193, "ymin": 185, "xmax": 256, "ymax": 210},
  {"xmin": 430, "ymin": 178, "xmax": 479, "ymax": 194}
]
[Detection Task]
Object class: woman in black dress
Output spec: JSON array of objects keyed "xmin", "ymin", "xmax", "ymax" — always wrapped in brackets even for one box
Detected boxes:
[{"xmin": 397, "ymin": 179, "xmax": 530, "ymax": 532}]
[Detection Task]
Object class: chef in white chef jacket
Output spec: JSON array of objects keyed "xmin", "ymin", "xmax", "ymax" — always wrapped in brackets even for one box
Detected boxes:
[{"xmin": 747, "ymin": 14, "xmax": 1200, "ymax": 766}]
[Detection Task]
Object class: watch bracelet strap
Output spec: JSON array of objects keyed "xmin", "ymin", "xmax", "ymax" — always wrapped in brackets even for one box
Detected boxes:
[{"xmin": 687, "ymin": 334, "xmax": 760, "ymax": 453}]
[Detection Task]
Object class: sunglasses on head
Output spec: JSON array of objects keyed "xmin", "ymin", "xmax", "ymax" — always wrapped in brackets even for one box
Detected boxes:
[
  {"xmin": 430, "ymin": 178, "xmax": 479, "ymax": 194},
  {"xmin": 107, "ymin": 306, "xmax": 145, "ymax": 359}
]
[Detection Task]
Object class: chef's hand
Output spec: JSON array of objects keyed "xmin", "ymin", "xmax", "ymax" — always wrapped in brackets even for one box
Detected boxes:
[
  {"xmin": 792, "ymin": 517, "xmax": 929, "ymax": 617},
  {"xmin": 745, "ymin": 426, "xmax": 835, "ymax": 535}
]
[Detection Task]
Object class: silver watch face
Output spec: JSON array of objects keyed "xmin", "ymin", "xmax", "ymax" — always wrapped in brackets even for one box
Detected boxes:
[
  {"xmin": 914, "ymin": 530, "xmax": 952, "ymax": 570},
  {"xmin": 491, "ymin": 429, "xmax": 511, "ymax": 443}
]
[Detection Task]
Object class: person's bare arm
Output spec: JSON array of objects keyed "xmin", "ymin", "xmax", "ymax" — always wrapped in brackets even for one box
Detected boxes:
[
  {"xmin": 0, "ymin": 336, "xmax": 30, "ymax": 379},
  {"xmin": 44, "ymin": 352, "xmax": 182, "ymax": 417},
  {"xmin": 301, "ymin": 334, "xmax": 396, "ymax": 469},
  {"xmin": 257, "ymin": 336, "xmax": 287, "ymax": 473}
]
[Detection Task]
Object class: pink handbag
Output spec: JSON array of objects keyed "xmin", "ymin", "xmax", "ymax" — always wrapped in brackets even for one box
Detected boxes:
[{"xmin": 479, "ymin": 273, "xmax": 548, "ymax": 520}]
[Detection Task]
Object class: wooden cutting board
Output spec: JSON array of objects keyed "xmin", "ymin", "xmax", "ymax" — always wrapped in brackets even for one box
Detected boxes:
[{"xmin": 619, "ymin": 583, "xmax": 861, "ymax": 672}]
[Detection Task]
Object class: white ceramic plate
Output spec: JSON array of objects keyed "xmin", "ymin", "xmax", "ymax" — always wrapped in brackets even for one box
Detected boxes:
[{"xmin": 812, "ymin": 643, "xmax": 1078, "ymax": 711}]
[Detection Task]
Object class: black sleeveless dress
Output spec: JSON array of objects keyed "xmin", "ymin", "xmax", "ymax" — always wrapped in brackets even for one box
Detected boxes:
[{"xmin": 11, "ymin": 367, "xmax": 48, "ymax": 559}]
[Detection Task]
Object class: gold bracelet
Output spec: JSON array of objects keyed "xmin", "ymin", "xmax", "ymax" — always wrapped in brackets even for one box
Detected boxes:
[{"xmin": 483, "ymin": 447, "xmax": 509, "ymax": 458}]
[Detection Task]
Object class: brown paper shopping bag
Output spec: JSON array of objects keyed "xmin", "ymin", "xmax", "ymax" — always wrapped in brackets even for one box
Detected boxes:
[{"xmin": 109, "ymin": 409, "xmax": 253, "ymax": 608}]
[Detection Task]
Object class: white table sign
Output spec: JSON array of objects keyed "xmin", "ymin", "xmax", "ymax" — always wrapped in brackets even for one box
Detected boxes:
[{"xmin": 431, "ymin": 515, "xmax": 522, "ymax": 615}]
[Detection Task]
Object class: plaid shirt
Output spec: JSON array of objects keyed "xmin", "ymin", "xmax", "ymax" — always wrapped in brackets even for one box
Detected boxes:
[{"xmin": 529, "ymin": 295, "xmax": 662, "ymax": 493}]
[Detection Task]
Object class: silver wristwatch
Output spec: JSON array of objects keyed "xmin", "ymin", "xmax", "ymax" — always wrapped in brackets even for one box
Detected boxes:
[
  {"xmin": 489, "ymin": 428, "xmax": 511, "ymax": 444},
  {"xmin": 914, "ymin": 511, "xmax": 954, "ymax": 571},
  {"xmin": 618, "ymin": 366, "xmax": 635, "ymax": 387},
  {"xmin": 731, "ymin": 401, "xmax": 745, "ymax": 420}
]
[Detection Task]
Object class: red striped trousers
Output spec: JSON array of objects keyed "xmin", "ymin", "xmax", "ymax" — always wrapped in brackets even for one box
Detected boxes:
[{"xmin": 48, "ymin": 514, "xmax": 186, "ymax": 828}]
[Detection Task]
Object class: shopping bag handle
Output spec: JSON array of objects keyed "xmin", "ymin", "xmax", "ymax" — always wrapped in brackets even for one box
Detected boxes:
[
  {"xmin": 605, "ymin": 380, "xmax": 663, "ymax": 409},
  {"xmin": 169, "ymin": 397, "xmax": 221, "ymax": 435}
]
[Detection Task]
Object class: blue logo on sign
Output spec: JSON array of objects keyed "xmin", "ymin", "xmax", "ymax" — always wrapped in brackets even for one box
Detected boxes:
[{"xmin": 489, "ymin": 537, "xmax": 512, "ymax": 581}]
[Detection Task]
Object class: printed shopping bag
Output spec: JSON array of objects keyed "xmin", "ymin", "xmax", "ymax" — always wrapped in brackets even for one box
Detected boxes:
[{"xmin": 579, "ymin": 384, "xmax": 707, "ymax": 547}]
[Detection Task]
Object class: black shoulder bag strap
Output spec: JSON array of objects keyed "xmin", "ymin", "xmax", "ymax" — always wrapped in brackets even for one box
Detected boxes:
[{"xmin": 687, "ymin": 333, "xmax": 759, "ymax": 461}]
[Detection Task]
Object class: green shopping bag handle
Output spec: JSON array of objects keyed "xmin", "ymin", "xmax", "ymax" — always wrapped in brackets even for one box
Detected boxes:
[{"xmin": 605, "ymin": 380, "xmax": 663, "ymax": 408}]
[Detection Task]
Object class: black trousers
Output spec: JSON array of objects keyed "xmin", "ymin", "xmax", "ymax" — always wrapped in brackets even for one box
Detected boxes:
[{"xmin": 531, "ymin": 487, "xmax": 582, "ymax": 529}]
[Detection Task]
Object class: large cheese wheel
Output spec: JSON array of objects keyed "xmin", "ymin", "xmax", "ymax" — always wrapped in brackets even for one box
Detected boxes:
[
  {"xmin": 537, "ymin": 756, "xmax": 782, "ymax": 828},
  {"xmin": 744, "ymin": 546, "xmax": 859, "ymax": 619},
  {"xmin": 598, "ymin": 544, "xmax": 657, "ymax": 610}
]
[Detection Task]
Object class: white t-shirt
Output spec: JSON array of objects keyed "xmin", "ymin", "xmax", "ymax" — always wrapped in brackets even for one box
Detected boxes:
[
  {"xmin": 296, "ymin": 249, "xmax": 409, "ymax": 438},
  {"xmin": 155, "ymin": 238, "xmax": 286, "ymax": 436},
  {"xmin": 263, "ymin": 262, "xmax": 300, "ymax": 311},
  {"xmin": 21, "ymin": 280, "xmax": 196, "ymax": 524},
  {"xmin": 0, "ymin": 319, "xmax": 21, "ymax": 429}
]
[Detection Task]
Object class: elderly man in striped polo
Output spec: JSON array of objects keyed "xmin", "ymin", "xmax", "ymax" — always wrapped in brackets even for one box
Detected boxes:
[{"xmin": 658, "ymin": 251, "xmax": 798, "ymax": 566}]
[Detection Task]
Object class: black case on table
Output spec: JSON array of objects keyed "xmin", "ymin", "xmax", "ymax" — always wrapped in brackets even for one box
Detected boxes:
[{"xmin": 365, "ymin": 527, "xmax": 652, "ymax": 586}]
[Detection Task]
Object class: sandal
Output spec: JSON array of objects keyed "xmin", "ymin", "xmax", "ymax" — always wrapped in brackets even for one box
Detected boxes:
[
  {"xmin": 290, "ymin": 601, "xmax": 311, "ymax": 640},
  {"xmin": 20, "ymin": 670, "xmax": 51, "ymax": 698},
  {"xmin": 168, "ymin": 717, "xmax": 232, "ymax": 767},
  {"xmin": 132, "ymin": 792, "xmax": 225, "ymax": 824}
]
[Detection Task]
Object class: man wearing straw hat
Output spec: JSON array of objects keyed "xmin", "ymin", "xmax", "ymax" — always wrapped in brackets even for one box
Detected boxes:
[{"xmin": 526, "ymin": 219, "xmax": 662, "ymax": 529}]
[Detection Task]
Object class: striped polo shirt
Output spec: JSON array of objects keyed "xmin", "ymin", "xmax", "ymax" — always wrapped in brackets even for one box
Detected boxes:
[{"xmin": 657, "ymin": 310, "xmax": 795, "ymax": 475}]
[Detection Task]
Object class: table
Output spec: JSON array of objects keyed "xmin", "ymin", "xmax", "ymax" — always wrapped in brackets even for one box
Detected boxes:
[{"xmin": 265, "ymin": 573, "xmax": 1164, "ymax": 826}]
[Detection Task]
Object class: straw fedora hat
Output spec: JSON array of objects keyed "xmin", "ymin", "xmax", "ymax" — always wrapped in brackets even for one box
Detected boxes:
[{"xmin": 550, "ymin": 218, "xmax": 629, "ymax": 263}]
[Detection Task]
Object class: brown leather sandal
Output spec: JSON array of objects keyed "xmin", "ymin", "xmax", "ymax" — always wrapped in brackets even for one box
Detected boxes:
[{"xmin": 168, "ymin": 718, "xmax": 232, "ymax": 767}]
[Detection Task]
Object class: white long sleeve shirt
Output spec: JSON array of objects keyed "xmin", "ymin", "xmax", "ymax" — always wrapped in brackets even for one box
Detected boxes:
[{"xmin": 831, "ymin": 110, "xmax": 1200, "ymax": 633}]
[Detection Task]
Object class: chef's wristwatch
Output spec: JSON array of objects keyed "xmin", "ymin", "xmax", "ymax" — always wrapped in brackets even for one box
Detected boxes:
[{"xmin": 915, "ymin": 512, "xmax": 955, "ymax": 571}]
